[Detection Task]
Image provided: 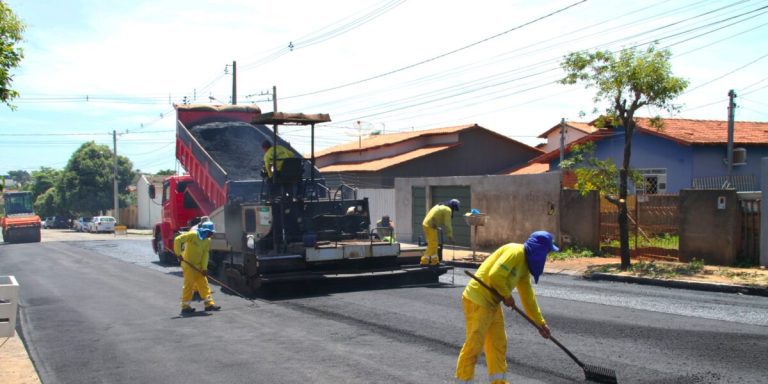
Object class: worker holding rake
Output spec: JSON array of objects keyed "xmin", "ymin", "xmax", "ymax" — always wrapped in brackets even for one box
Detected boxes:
[
  {"xmin": 421, "ymin": 199, "xmax": 460, "ymax": 265},
  {"xmin": 455, "ymin": 231, "xmax": 558, "ymax": 384},
  {"xmin": 174, "ymin": 221, "xmax": 221, "ymax": 315}
]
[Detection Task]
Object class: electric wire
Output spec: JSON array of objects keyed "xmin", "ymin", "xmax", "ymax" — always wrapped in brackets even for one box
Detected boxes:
[{"xmin": 281, "ymin": 0, "xmax": 588, "ymax": 100}]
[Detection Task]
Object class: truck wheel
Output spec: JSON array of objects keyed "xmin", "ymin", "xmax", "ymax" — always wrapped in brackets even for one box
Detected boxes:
[{"xmin": 155, "ymin": 233, "xmax": 172, "ymax": 264}]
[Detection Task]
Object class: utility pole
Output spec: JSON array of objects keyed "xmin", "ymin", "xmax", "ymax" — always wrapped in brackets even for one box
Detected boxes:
[
  {"xmin": 272, "ymin": 85, "xmax": 277, "ymax": 112},
  {"xmin": 559, "ymin": 118, "xmax": 566, "ymax": 168},
  {"xmin": 231, "ymin": 60, "xmax": 237, "ymax": 105},
  {"xmin": 726, "ymin": 89, "xmax": 737, "ymax": 188},
  {"xmin": 113, "ymin": 130, "xmax": 120, "ymax": 224}
]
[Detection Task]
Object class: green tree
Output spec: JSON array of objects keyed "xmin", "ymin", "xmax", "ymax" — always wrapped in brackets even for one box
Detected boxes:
[
  {"xmin": 0, "ymin": 1, "xmax": 25, "ymax": 109},
  {"xmin": 560, "ymin": 45, "xmax": 688, "ymax": 270},
  {"xmin": 155, "ymin": 169, "xmax": 176, "ymax": 176},
  {"xmin": 30, "ymin": 167, "xmax": 61, "ymax": 199},
  {"xmin": 34, "ymin": 187, "xmax": 59, "ymax": 218},
  {"xmin": 7, "ymin": 169, "xmax": 30, "ymax": 188},
  {"xmin": 60, "ymin": 141, "xmax": 136, "ymax": 215}
]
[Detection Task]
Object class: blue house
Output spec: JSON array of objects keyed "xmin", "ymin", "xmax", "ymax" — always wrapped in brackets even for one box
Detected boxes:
[{"xmin": 532, "ymin": 118, "xmax": 768, "ymax": 193}]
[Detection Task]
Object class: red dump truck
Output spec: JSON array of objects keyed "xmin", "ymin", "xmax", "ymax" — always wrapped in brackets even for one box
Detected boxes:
[{"xmin": 152, "ymin": 104, "xmax": 448, "ymax": 293}]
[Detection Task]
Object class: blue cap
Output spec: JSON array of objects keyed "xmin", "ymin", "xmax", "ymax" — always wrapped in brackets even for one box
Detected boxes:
[
  {"xmin": 197, "ymin": 221, "xmax": 216, "ymax": 240},
  {"xmin": 523, "ymin": 231, "xmax": 559, "ymax": 284}
]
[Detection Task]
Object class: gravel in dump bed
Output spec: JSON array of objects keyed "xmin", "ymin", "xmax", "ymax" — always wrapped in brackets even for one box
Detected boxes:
[{"xmin": 189, "ymin": 121, "xmax": 275, "ymax": 181}]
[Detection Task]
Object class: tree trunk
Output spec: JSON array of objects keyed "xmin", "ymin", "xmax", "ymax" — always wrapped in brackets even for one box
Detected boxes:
[{"xmin": 619, "ymin": 117, "xmax": 634, "ymax": 271}]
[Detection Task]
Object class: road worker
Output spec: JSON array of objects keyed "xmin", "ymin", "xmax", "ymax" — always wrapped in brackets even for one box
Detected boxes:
[
  {"xmin": 420, "ymin": 199, "xmax": 460, "ymax": 265},
  {"xmin": 375, "ymin": 215, "xmax": 395, "ymax": 243},
  {"xmin": 455, "ymin": 231, "xmax": 557, "ymax": 384},
  {"xmin": 261, "ymin": 139, "xmax": 295, "ymax": 179},
  {"xmin": 174, "ymin": 221, "xmax": 221, "ymax": 314}
]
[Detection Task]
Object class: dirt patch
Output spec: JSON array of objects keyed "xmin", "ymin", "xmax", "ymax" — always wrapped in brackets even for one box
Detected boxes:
[{"xmin": 587, "ymin": 260, "xmax": 768, "ymax": 288}]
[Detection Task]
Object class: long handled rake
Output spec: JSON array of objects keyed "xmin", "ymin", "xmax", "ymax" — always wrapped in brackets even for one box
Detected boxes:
[
  {"xmin": 464, "ymin": 270, "xmax": 618, "ymax": 384},
  {"xmin": 180, "ymin": 258, "xmax": 257, "ymax": 306}
]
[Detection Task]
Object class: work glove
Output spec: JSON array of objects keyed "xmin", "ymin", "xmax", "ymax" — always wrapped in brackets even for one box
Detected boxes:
[
  {"xmin": 538, "ymin": 324, "xmax": 551, "ymax": 339},
  {"xmin": 176, "ymin": 254, "xmax": 183, "ymax": 263},
  {"xmin": 201, "ymin": 270, "xmax": 208, "ymax": 277},
  {"xmin": 502, "ymin": 295, "xmax": 515, "ymax": 308}
]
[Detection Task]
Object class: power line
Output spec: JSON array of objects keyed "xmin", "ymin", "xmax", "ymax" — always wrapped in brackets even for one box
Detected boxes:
[{"xmin": 282, "ymin": 0, "xmax": 588, "ymax": 100}]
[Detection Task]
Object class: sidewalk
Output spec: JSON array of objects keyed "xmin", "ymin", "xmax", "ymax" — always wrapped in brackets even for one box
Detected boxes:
[
  {"xmin": 0, "ymin": 331, "xmax": 41, "ymax": 384},
  {"xmin": 437, "ymin": 245, "xmax": 768, "ymax": 297}
]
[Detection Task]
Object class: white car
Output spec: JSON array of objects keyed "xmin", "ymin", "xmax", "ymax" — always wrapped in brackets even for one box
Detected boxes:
[{"xmin": 89, "ymin": 216, "xmax": 116, "ymax": 233}]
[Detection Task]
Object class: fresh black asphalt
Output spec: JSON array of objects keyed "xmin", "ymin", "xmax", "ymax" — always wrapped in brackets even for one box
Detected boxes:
[{"xmin": 1, "ymin": 238, "xmax": 766, "ymax": 383}]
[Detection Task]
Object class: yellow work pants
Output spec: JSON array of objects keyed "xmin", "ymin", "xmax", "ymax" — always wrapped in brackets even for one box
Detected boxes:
[
  {"xmin": 421, "ymin": 225, "xmax": 439, "ymax": 265},
  {"xmin": 180, "ymin": 263, "xmax": 215, "ymax": 308},
  {"xmin": 455, "ymin": 297, "xmax": 508, "ymax": 384}
]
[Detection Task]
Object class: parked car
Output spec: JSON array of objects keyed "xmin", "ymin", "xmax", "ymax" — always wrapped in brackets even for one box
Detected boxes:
[
  {"xmin": 89, "ymin": 216, "xmax": 116, "ymax": 233},
  {"xmin": 50, "ymin": 216, "xmax": 70, "ymax": 229},
  {"xmin": 42, "ymin": 217, "xmax": 53, "ymax": 229},
  {"xmin": 73, "ymin": 217, "xmax": 92, "ymax": 232}
]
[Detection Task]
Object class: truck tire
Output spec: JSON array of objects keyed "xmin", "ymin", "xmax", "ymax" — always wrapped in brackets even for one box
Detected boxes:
[{"xmin": 155, "ymin": 233, "xmax": 173, "ymax": 265}]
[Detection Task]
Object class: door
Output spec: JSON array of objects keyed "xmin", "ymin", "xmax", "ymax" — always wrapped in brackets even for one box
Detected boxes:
[
  {"xmin": 411, "ymin": 187, "xmax": 426, "ymax": 242},
  {"xmin": 430, "ymin": 186, "xmax": 471, "ymax": 247}
]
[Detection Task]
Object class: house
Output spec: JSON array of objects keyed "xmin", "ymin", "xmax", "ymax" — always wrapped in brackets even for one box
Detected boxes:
[
  {"xmin": 314, "ymin": 124, "xmax": 543, "ymax": 188},
  {"xmin": 136, "ymin": 174, "xmax": 165, "ymax": 229},
  {"xmin": 537, "ymin": 120, "xmax": 598, "ymax": 152},
  {"xmin": 532, "ymin": 118, "xmax": 768, "ymax": 193},
  {"xmin": 313, "ymin": 124, "xmax": 543, "ymax": 242}
]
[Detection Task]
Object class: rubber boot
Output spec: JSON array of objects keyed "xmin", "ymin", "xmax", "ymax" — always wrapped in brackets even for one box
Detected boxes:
[{"xmin": 181, "ymin": 306, "xmax": 196, "ymax": 315}]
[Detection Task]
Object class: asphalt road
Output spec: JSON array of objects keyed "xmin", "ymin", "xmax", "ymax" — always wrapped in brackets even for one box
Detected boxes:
[{"xmin": 1, "ymin": 230, "xmax": 766, "ymax": 383}]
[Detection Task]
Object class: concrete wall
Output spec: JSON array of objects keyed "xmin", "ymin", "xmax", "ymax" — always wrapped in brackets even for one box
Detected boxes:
[
  {"xmin": 679, "ymin": 189, "xmax": 740, "ymax": 265},
  {"xmin": 559, "ymin": 189, "xmax": 600, "ymax": 250},
  {"xmin": 395, "ymin": 172, "xmax": 562, "ymax": 249}
]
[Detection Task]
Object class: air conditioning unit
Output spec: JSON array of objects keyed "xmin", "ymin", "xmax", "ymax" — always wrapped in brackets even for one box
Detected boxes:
[{"xmin": 732, "ymin": 147, "xmax": 747, "ymax": 166}]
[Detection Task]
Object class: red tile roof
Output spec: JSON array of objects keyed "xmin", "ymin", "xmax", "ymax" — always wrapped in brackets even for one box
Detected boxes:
[
  {"xmin": 318, "ymin": 144, "xmax": 457, "ymax": 172},
  {"xmin": 314, "ymin": 124, "xmax": 477, "ymax": 158},
  {"xmin": 506, "ymin": 163, "xmax": 550, "ymax": 175},
  {"xmin": 531, "ymin": 117, "xmax": 768, "ymax": 163},
  {"xmin": 634, "ymin": 117, "xmax": 768, "ymax": 145}
]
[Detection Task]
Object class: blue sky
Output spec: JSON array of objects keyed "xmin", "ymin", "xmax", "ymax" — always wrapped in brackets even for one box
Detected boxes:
[{"xmin": 2, "ymin": 0, "xmax": 767, "ymax": 175}]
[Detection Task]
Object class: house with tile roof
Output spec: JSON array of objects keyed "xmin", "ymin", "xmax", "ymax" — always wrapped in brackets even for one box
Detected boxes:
[
  {"xmin": 532, "ymin": 118, "xmax": 768, "ymax": 193},
  {"xmin": 314, "ymin": 124, "xmax": 542, "ymax": 188},
  {"xmin": 537, "ymin": 120, "xmax": 599, "ymax": 153}
]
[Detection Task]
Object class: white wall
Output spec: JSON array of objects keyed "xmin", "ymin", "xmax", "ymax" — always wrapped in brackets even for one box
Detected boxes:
[
  {"xmin": 357, "ymin": 188, "xmax": 395, "ymax": 231},
  {"xmin": 136, "ymin": 175, "xmax": 163, "ymax": 229}
]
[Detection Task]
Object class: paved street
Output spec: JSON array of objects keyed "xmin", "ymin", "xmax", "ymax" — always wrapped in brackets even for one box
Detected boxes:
[{"xmin": 1, "ymin": 231, "xmax": 766, "ymax": 383}]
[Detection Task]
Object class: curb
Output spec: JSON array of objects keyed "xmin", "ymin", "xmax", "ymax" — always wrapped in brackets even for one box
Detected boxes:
[
  {"xmin": 444, "ymin": 261, "xmax": 768, "ymax": 297},
  {"xmin": 586, "ymin": 272, "xmax": 768, "ymax": 297}
]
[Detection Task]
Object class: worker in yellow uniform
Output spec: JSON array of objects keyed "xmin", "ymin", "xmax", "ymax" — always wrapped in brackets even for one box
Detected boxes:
[
  {"xmin": 455, "ymin": 231, "xmax": 558, "ymax": 384},
  {"xmin": 262, "ymin": 139, "xmax": 295, "ymax": 179},
  {"xmin": 174, "ymin": 221, "xmax": 221, "ymax": 315},
  {"xmin": 421, "ymin": 199, "xmax": 460, "ymax": 265}
]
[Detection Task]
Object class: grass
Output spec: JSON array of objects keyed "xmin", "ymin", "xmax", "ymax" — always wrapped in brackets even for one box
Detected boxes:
[
  {"xmin": 548, "ymin": 246, "xmax": 600, "ymax": 261},
  {"xmin": 602, "ymin": 233, "xmax": 679, "ymax": 249}
]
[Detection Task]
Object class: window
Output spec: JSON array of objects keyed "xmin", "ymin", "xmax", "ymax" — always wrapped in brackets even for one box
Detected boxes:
[{"xmin": 634, "ymin": 168, "xmax": 667, "ymax": 195}]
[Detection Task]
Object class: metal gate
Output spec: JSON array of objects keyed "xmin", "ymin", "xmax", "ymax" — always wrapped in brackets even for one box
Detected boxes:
[
  {"xmin": 600, "ymin": 194, "xmax": 679, "ymax": 260},
  {"xmin": 738, "ymin": 194, "xmax": 760, "ymax": 265},
  {"xmin": 430, "ymin": 186, "xmax": 471, "ymax": 247}
]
